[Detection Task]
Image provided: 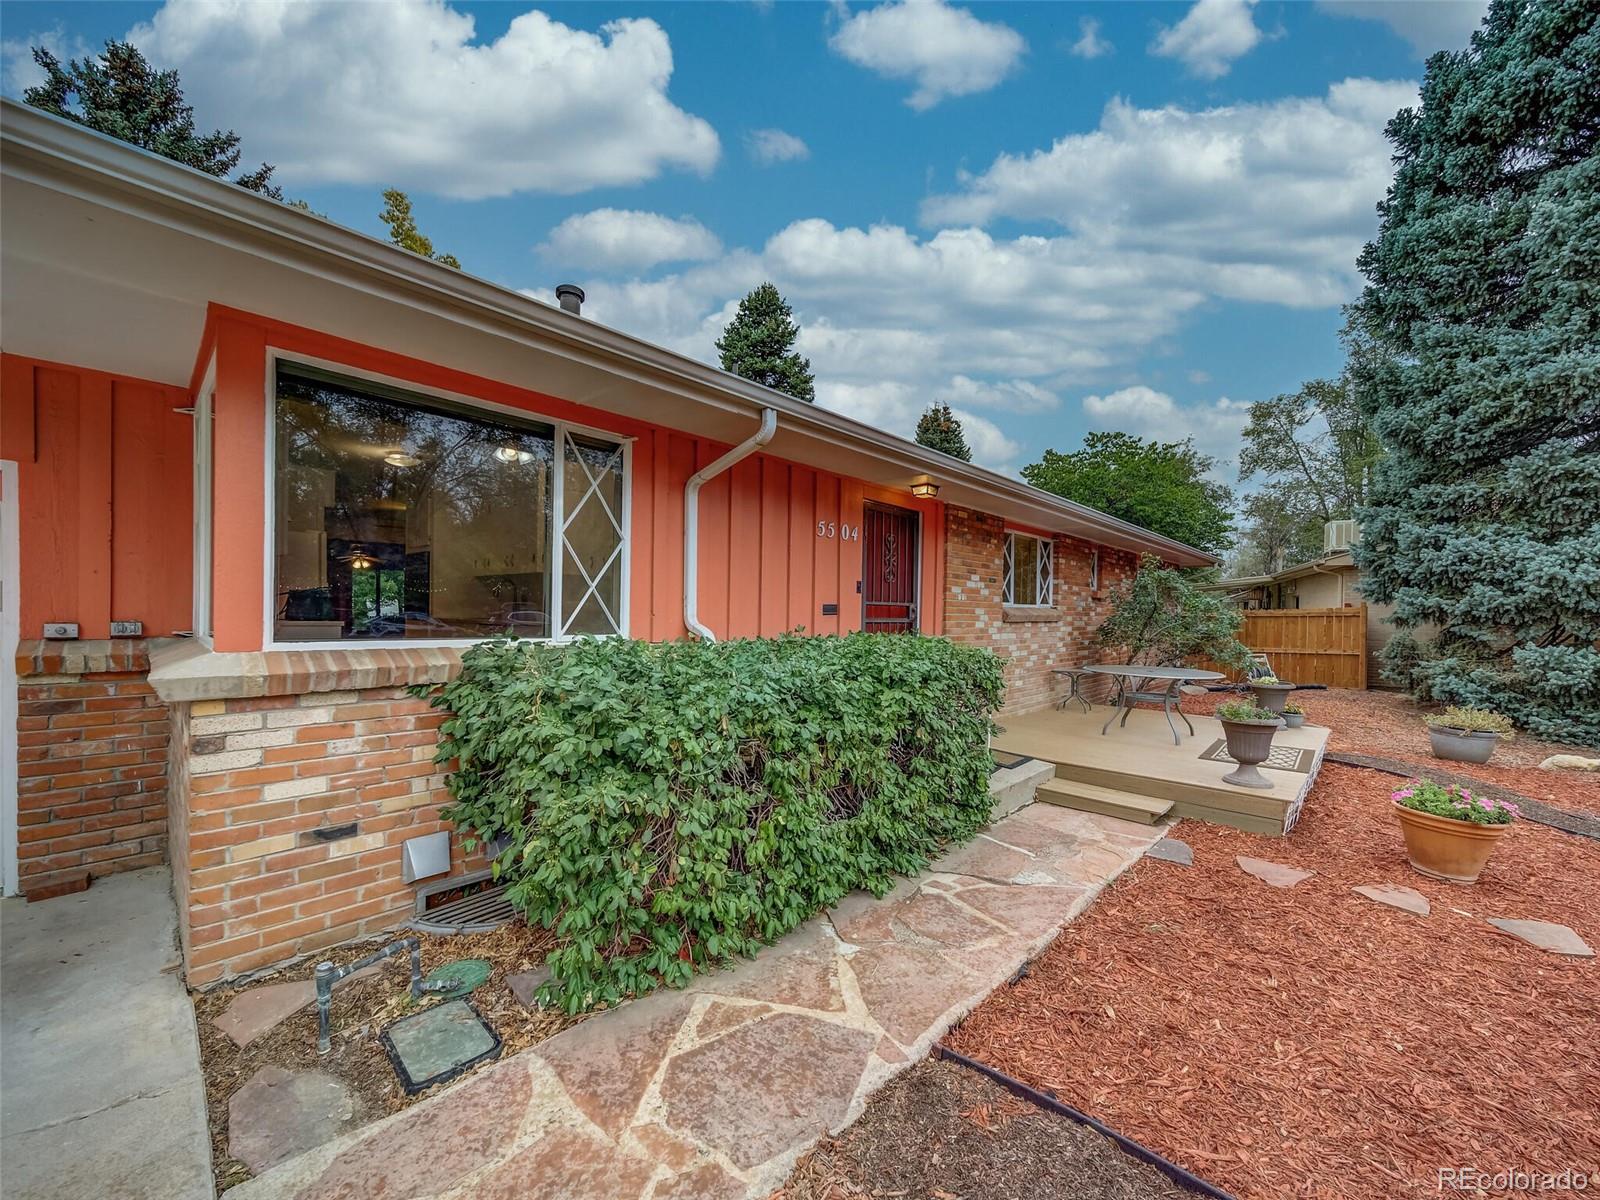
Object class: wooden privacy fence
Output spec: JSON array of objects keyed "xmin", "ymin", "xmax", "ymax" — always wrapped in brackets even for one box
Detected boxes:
[{"xmin": 1233, "ymin": 605, "xmax": 1368, "ymax": 690}]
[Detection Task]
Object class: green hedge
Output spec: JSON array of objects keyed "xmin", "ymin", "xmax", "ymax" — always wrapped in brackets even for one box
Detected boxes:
[{"xmin": 423, "ymin": 633, "xmax": 1004, "ymax": 1011}]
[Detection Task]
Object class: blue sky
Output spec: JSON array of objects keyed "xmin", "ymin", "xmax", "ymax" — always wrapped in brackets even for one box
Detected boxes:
[{"xmin": 1, "ymin": 0, "xmax": 1487, "ymax": 477}]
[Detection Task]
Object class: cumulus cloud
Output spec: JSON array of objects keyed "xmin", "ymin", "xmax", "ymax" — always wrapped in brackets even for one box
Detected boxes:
[
  {"xmin": 1, "ymin": 25, "xmax": 89, "ymax": 94},
  {"xmin": 923, "ymin": 78, "xmax": 1417, "ymax": 307},
  {"xmin": 746, "ymin": 128, "xmax": 810, "ymax": 165},
  {"xmin": 829, "ymin": 0, "xmax": 1026, "ymax": 110},
  {"xmin": 1150, "ymin": 0, "xmax": 1264, "ymax": 79},
  {"xmin": 1069, "ymin": 17, "xmax": 1113, "ymax": 60},
  {"xmin": 540, "ymin": 209, "xmax": 722, "ymax": 271},
  {"xmin": 935, "ymin": 375, "xmax": 1060, "ymax": 414},
  {"xmin": 125, "ymin": 0, "xmax": 718, "ymax": 198},
  {"xmin": 1082, "ymin": 385, "xmax": 1252, "ymax": 466},
  {"xmin": 1317, "ymin": 0, "xmax": 1487, "ymax": 54}
]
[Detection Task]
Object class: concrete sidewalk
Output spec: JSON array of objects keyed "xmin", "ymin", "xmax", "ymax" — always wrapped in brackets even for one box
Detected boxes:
[
  {"xmin": 1, "ymin": 867, "xmax": 213, "ymax": 1200},
  {"xmin": 227, "ymin": 802, "xmax": 1164, "ymax": 1200}
]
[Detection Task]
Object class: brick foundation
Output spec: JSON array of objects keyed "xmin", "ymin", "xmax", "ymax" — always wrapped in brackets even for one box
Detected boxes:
[
  {"xmin": 942, "ymin": 509, "xmax": 1136, "ymax": 714},
  {"xmin": 14, "ymin": 640, "xmax": 171, "ymax": 898}
]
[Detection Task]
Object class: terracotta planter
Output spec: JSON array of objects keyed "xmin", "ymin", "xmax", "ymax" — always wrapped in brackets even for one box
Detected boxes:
[
  {"xmin": 1393, "ymin": 802, "xmax": 1508, "ymax": 883},
  {"xmin": 1220, "ymin": 718, "xmax": 1279, "ymax": 789},
  {"xmin": 1250, "ymin": 683, "xmax": 1295, "ymax": 714},
  {"xmin": 1428, "ymin": 726, "xmax": 1499, "ymax": 764},
  {"xmin": 1282, "ymin": 712, "xmax": 1306, "ymax": 729}
]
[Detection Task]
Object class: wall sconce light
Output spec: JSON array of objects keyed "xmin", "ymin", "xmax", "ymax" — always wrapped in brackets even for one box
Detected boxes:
[
  {"xmin": 910, "ymin": 476, "xmax": 939, "ymax": 499},
  {"xmin": 384, "ymin": 451, "xmax": 420, "ymax": 468}
]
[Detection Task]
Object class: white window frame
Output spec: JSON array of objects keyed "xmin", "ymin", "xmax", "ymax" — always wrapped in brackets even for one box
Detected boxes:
[
  {"xmin": 1089, "ymin": 548, "xmax": 1100, "ymax": 592},
  {"xmin": 261, "ymin": 349, "xmax": 632, "ymax": 651},
  {"xmin": 1002, "ymin": 531, "xmax": 1054, "ymax": 608},
  {"xmin": 191, "ymin": 357, "xmax": 215, "ymax": 646}
]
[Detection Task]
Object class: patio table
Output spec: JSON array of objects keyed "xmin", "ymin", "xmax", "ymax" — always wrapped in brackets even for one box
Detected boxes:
[{"xmin": 1083, "ymin": 664, "xmax": 1225, "ymax": 746}]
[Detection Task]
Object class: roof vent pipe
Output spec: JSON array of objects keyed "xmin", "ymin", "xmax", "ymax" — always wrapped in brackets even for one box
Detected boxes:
[
  {"xmin": 685, "ymin": 408, "xmax": 778, "ymax": 641},
  {"xmin": 555, "ymin": 283, "xmax": 585, "ymax": 315}
]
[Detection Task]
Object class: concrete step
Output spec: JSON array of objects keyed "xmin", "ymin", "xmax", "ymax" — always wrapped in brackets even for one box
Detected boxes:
[{"xmin": 1034, "ymin": 777, "xmax": 1175, "ymax": 825}]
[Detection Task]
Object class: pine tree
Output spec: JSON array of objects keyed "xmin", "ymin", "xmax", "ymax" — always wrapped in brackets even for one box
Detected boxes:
[
  {"xmin": 379, "ymin": 189, "xmax": 461, "ymax": 269},
  {"xmin": 715, "ymin": 283, "xmax": 815, "ymax": 402},
  {"xmin": 914, "ymin": 403, "xmax": 973, "ymax": 461},
  {"xmin": 1351, "ymin": 0, "xmax": 1600, "ymax": 741},
  {"xmin": 23, "ymin": 41, "xmax": 281, "ymax": 198}
]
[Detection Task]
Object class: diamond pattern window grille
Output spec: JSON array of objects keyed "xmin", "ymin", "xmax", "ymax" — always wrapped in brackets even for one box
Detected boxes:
[
  {"xmin": 1002, "ymin": 532, "xmax": 1052, "ymax": 606},
  {"xmin": 558, "ymin": 432, "xmax": 625, "ymax": 637}
]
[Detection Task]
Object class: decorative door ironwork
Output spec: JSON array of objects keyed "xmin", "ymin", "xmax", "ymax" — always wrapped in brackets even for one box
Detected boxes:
[{"xmin": 861, "ymin": 502, "xmax": 919, "ymax": 633}]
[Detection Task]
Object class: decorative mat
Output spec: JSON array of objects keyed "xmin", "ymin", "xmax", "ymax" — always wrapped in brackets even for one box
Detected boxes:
[{"xmin": 1199, "ymin": 739, "xmax": 1317, "ymax": 774}]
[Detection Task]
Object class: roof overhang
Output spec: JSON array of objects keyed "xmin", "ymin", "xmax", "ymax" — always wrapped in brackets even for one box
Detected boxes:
[{"xmin": 0, "ymin": 100, "xmax": 1214, "ymax": 567}]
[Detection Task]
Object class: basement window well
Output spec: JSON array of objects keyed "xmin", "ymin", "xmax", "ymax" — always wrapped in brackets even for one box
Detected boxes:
[{"xmin": 270, "ymin": 362, "xmax": 626, "ymax": 644}]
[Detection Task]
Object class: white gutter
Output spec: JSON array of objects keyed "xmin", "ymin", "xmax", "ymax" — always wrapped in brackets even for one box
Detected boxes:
[{"xmin": 685, "ymin": 408, "xmax": 778, "ymax": 641}]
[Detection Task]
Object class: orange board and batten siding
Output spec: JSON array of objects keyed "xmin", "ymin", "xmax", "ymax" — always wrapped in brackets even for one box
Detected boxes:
[
  {"xmin": 56, "ymin": 306, "xmax": 939, "ymax": 651},
  {"xmin": 0, "ymin": 354, "xmax": 193, "ymax": 640}
]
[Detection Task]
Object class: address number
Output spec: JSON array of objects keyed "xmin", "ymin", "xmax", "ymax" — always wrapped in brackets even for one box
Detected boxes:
[{"xmin": 817, "ymin": 522, "xmax": 860, "ymax": 541}]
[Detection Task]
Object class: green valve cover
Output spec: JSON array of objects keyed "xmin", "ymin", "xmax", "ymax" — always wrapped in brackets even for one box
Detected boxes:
[{"xmin": 422, "ymin": 958, "xmax": 493, "ymax": 1000}]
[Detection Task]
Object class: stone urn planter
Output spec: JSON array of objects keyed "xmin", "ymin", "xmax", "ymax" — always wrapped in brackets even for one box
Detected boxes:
[
  {"xmin": 1248, "ymin": 680, "xmax": 1296, "ymax": 714},
  {"xmin": 1424, "ymin": 707, "xmax": 1513, "ymax": 765},
  {"xmin": 1217, "ymin": 703, "xmax": 1281, "ymax": 789}
]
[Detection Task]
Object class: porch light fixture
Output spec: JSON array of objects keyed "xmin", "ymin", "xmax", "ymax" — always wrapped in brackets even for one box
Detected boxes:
[
  {"xmin": 384, "ymin": 451, "xmax": 420, "ymax": 468},
  {"xmin": 493, "ymin": 445, "xmax": 534, "ymax": 465},
  {"xmin": 910, "ymin": 476, "xmax": 939, "ymax": 499},
  {"xmin": 348, "ymin": 549, "xmax": 376, "ymax": 571}
]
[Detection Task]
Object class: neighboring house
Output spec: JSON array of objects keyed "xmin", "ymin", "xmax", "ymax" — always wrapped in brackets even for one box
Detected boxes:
[
  {"xmin": 1209, "ymin": 520, "xmax": 1398, "ymax": 686},
  {"xmin": 0, "ymin": 102, "xmax": 1211, "ymax": 984}
]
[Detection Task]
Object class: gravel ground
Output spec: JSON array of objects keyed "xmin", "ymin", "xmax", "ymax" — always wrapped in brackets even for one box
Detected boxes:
[{"xmin": 773, "ymin": 1058, "xmax": 1199, "ymax": 1200}]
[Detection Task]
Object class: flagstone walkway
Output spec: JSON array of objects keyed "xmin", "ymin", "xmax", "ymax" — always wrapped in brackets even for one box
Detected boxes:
[{"xmin": 226, "ymin": 801, "xmax": 1165, "ymax": 1200}]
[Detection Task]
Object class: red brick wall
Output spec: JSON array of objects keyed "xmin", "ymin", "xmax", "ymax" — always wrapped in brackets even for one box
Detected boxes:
[
  {"xmin": 174, "ymin": 684, "xmax": 480, "ymax": 986},
  {"xmin": 942, "ymin": 508, "xmax": 1138, "ymax": 714},
  {"xmin": 14, "ymin": 641, "xmax": 170, "ymax": 898}
]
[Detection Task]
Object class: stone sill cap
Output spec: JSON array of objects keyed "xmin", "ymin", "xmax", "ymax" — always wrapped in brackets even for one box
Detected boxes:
[
  {"xmin": 1001, "ymin": 606, "xmax": 1063, "ymax": 624},
  {"xmin": 148, "ymin": 639, "xmax": 465, "ymax": 703}
]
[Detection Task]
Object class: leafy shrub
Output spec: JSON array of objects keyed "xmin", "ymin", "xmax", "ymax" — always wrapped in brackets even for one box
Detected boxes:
[
  {"xmin": 1217, "ymin": 700, "xmax": 1278, "ymax": 722},
  {"xmin": 422, "ymin": 634, "xmax": 1004, "ymax": 1011},
  {"xmin": 1282, "ymin": 701, "xmax": 1304, "ymax": 715},
  {"xmin": 1392, "ymin": 779, "xmax": 1518, "ymax": 826},
  {"xmin": 1096, "ymin": 557, "xmax": 1251, "ymax": 672},
  {"xmin": 1250, "ymin": 675, "xmax": 1288, "ymax": 687},
  {"xmin": 1424, "ymin": 705, "xmax": 1514, "ymax": 736}
]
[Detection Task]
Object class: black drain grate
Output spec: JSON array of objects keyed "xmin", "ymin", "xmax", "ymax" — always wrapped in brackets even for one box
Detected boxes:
[{"xmin": 411, "ymin": 882, "xmax": 517, "ymax": 934}]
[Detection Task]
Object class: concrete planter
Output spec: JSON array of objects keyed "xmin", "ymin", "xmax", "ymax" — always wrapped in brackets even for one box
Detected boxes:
[
  {"xmin": 1394, "ymin": 802, "xmax": 1508, "ymax": 883},
  {"xmin": 1249, "ymin": 683, "xmax": 1296, "ymax": 714},
  {"xmin": 1220, "ymin": 717, "xmax": 1279, "ymax": 789},
  {"xmin": 1282, "ymin": 711, "xmax": 1306, "ymax": 729},
  {"xmin": 1428, "ymin": 727, "xmax": 1499, "ymax": 765}
]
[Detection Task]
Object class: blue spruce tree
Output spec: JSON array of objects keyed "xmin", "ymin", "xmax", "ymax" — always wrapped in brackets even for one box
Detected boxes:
[{"xmin": 1352, "ymin": 0, "xmax": 1600, "ymax": 742}]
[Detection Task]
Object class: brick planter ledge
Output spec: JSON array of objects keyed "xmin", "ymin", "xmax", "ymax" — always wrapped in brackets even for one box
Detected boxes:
[{"xmin": 147, "ymin": 640, "xmax": 465, "ymax": 704}]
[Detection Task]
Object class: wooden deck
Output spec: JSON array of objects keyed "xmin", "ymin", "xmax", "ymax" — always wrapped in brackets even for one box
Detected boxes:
[{"xmin": 992, "ymin": 705, "xmax": 1330, "ymax": 836}]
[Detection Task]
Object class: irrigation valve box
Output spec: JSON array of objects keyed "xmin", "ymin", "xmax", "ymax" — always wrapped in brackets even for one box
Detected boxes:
[{"xmin": 401, "ymin": 831, "xmax": 451, "ymax": 884}]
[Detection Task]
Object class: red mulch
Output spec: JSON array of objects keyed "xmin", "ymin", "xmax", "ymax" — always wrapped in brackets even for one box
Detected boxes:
[
  {"xmin": 1182, "ymin": 687, "xmax": 1600, "ymax": 818},
  {"xmin": 945, "ymin": 763, "xmax": 1600, "ymax": 1200}
]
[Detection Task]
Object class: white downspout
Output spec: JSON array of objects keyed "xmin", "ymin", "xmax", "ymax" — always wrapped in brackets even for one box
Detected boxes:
[{"xmin": 685, "ymin": 408, "xmax": 778, "ymax": 641}]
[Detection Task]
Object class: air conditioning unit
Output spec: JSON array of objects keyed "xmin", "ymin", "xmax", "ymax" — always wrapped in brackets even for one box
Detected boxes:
[{"xmin": 1324, "ymin": 519, "xmax": 1360, "ymax": 553}]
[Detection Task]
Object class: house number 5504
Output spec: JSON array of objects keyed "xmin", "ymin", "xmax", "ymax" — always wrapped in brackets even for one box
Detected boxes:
[{"xmin": 817, "ymin": 522, "xmax": 859, "ymax": 540}]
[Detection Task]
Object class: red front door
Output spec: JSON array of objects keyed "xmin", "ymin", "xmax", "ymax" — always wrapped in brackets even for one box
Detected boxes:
[{"xmin": 862, "ymin": 502, "xmax": 920, "ymax": 633}]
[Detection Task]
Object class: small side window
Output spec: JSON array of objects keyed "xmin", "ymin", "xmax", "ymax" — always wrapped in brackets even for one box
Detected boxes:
[
  {"xmin": 1089, "ymin": 548, "xmax": 1100, "ymax": 592},
  {"xmin": 1002, "ymin": 532, "xmax": 1053, "ymax": 606}
]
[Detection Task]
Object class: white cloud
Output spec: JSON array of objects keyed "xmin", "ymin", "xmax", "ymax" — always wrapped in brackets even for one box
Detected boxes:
[
  {"xmin": 1069, "ymin": 17, "xmax": 1113, "ymax": 60},
  {"xmin": 935, "ymin": 375, "xmax": 1060, "ymax": 414},
  {"xmin": 540, "ymin": 209, "xmax": 722, "ymax": 271},
  {"xmin": 1317, "ymin": 0, "xmax": 1487, "ymax": 54},
  {"xmin": 747, "ymin": 128, "xmax": 810, "ymax": 165},
  {"xmin": 126, "ymin": 0, "xmax": 718, "ymax": 199},
  {"xmin": 1082, "ymin": 385, "xmax": 1251, "ymax": 466},
  {"xmin": 1151, "ymin": 0, "xmax": 1264, "ymax": 79},
  {"xmin": 1, "ymin": 26, "xmax": 89, "ymax": 94},
  {"xmin": 923, "ymin": 78, "xmax": 1418, "ymax": 307},
  {"xmin": 829, "ymin": 0, "xmax": 1025, "ymax": 110}
]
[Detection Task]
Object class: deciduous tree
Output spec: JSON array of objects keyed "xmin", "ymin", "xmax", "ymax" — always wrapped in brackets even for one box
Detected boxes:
[{"xmin": 379, "ymin": 188, "xmax": 461, "ymax": 269}]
